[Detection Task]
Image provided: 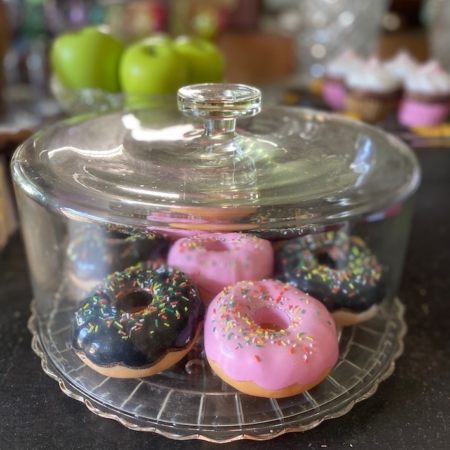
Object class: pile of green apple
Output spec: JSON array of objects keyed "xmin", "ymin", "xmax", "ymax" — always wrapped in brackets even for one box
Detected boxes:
[{"xmin": 50, "ymin": 26, "xmax": 225, "ymax": 95}]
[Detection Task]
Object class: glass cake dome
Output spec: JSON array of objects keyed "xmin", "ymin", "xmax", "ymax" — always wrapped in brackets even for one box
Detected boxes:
[
  {"xmin": 13, "ymin": 83, "xmax": 418, "ymax": 231},
  {"xmin": 12, "ymin": 83, "xmax": 419, "ymax": 441}
]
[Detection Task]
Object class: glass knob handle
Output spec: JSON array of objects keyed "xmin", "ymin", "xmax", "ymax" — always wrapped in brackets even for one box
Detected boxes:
[
  {"xmin": 177, "ymin": 83, "xmax": 260, "ymax": 198},
  {"xmin": 177, "ymin": 83, "xmax": 261, "ymax": 119}
]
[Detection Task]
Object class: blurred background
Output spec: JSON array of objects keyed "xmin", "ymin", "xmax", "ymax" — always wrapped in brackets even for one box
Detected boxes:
[{"xmin": 0, "ymin": 0, "xmax": 446, "ymax": 91}]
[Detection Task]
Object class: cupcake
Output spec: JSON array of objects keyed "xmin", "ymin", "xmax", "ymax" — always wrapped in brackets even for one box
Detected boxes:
[
  {"xmin": 345, "ymin": 58, "xmax": 401, "ymax": 123},
  {"xmin": 322, "ymin": 50, "xmax": 364, "ymax": 111},
  {"xmin": 398, "ymin": 61, "xmax": 450, "ymax": 127},
  {"xmin": 384, "ymin": 50, "xmax": 419, "ymax": 84}
]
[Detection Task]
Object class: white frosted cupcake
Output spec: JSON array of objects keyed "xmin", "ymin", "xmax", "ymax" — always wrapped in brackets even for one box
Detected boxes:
[
  {"xmin": 384, "ymin": 50, "xmax": 419, "ymax": 84},
  {"xmin": 322, "ymin": 50, "xmax": 365, "ymax": 111},
  {"xmin": 345, "ymin": 58, "xmax": 401, "ymax": 122},
  {"xmin": 398, "ymin": 60, "xmax": 450, "ymax": 127}
]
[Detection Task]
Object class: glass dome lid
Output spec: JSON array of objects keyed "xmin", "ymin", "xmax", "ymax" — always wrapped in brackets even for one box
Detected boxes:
[{"xmin": 12, "ymin": 83, "xmax": 420, "ymax": 233}]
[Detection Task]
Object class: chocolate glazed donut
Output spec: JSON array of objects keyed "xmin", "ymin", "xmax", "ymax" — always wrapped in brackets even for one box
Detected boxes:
[
  {"xmin": 67, "ymin": 226, "xmax": 168, "ymax": 291},
  {"xmin": 276, "ymin": 231, "xmax": 385, "ymax": 326},
  {"xmin": 73, "ymin": 263, "xmax": 204, "ymax": 378}
]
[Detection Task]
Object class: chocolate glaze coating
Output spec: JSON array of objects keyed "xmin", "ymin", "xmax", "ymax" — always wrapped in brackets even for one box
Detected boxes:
[
  {"xmin": 67, "ymin": 228, "xmax": 168, "ymax": 284},
  {"xmin": 276, "ymin": 232, "xmax": 385, "ymax": 313},
  {"xmin": 73, "ymin": 264, "xmax": 204, "ymax": 369}
]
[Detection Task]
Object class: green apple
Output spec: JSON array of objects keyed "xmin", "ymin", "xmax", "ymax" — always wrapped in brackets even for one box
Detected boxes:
[
  {"xmin": 50, "ymin": 26, "xmax": 124, "ymax": 92},
  {"xmin": 173, "ymin": 36, "xmax": 225, "ymax": 84},
  {"xmin": 119, "ymin": 36, "xmax": 188, "ymax": 95}
]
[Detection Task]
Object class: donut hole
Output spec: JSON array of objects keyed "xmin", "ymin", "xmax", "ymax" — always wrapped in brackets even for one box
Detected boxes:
[
  {"xmin": 253, "ymin": 307, "xmax": 290, "ymax": 332},
  {"xmin": 315, "ymin": 250, "xmax": 338, "ymax": 269},
  {"xmin": 202, "ymin": 240, "xmax": 229, "ymax": 252},
  {"xmin": 315, "ymin": 247, "xmax": 346, "ymax": 270},
  {"xmin": 118, "ymin": 290, "xmax": 153, "ymax": 314}
]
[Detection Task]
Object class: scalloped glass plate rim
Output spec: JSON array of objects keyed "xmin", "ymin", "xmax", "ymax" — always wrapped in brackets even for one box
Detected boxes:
[{"xmin": 27, "ymin": 298, "xmax": 407, "ymax": 443}]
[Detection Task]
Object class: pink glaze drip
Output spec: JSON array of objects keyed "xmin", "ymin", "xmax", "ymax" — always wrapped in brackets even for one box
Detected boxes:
[
  {"xmin": 204, "ymin": 280, "xmax": 339, "ymax": 391},
  {"xmin": 167, "ymin": 233, "xmax": 274, "ymax": 301}
]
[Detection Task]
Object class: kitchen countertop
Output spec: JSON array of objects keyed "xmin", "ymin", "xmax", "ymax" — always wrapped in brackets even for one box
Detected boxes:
[{"xmin": 1, "ymin": 147, "xmax": 449, "ymax": 450}]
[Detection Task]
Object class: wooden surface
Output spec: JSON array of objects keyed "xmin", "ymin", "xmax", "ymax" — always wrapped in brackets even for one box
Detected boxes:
[
  {"xmin": 0, "ymin": 0, "xmax": 10, "ymax": 107},
  {"xmin": 378, "ymin": 30, "xmax": 429, "ymax": 61},
  {"xmin": 217, "ymin": 29, "xmax": 430, "ymax": 86},
  {"xmin": 0, "ymin": 0, "xmax": 8, "ymax": 70},
  {"xmin": 217, "ymin": 31, "xmax": 296, "ymax": 85}
]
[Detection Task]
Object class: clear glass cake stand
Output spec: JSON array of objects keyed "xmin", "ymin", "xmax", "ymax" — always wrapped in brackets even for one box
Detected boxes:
[{"xmin": 28, "ymin": 278, "xmax": 406, "ymax": 443}]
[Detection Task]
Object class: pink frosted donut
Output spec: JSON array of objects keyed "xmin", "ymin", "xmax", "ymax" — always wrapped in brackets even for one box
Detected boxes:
[
  {"xmin": 204, "ymin": 280, "xmax": 339, "ymax": 398},
  {"xmin": 167, "ymin": 233, "xmax": 274, "ymax": 304}
]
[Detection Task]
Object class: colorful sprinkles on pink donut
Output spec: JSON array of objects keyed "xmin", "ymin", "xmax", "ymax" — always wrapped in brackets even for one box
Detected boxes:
[
  {"xmin": 168, "ymin": 233, "xmax": 274, "ymax": 304},
  {"xmin": 211, "ymin": 283, "xmax": 326, "ymax": 361},
  {"xmin": 204, "ymin": 280, "xmax": 339, "ymax": 394}
]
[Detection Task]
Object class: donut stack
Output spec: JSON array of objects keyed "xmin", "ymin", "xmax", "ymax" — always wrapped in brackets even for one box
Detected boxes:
[{"xmin": 71, "ymin": 225, "xmax": 386, "ymax": 398}]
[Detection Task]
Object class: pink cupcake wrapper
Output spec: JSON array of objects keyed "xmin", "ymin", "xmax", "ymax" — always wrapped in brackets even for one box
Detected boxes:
[
  {"xmin": 322, "ymin": 80, "xmax": 346, "ymax": 111},
  {"xmin": 398, "ymin": 99, "xmax": 450, "ymax": 127}
]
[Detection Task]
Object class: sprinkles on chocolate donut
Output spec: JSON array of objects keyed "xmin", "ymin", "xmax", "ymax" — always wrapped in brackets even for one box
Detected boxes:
[
  {"xmin": 72, "ymin": 263, "xmax": 204, "ymax": 378},
  {"xmin": 276, "ymin": 231, "xmax": 385, "ymax": 325}
]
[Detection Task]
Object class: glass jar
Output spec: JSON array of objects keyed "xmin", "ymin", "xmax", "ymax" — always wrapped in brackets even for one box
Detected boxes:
[
  {"xmin": 12, "ymin": 83, "xmax": 420, "ymax": 441},
  {"xmin": 295, "ymin": 0, "xmax": 390, "ymax": 79}
]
